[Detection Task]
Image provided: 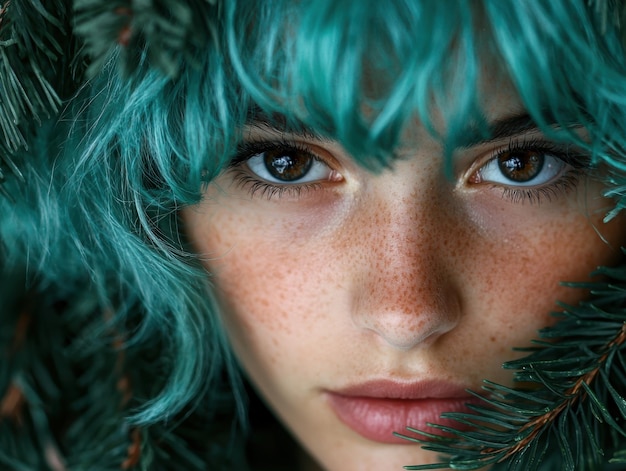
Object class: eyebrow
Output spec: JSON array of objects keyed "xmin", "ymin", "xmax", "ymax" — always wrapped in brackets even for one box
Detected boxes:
[
  {"xmin": 456, "ymin": 109, "xmax": 585, "ymax": 149},
  {"xmin": 245, "ymin": 106, "xmax": 576, "ymax": 148},
  {"xmin": 458, "ymin": 112, "xmax": 540, "ymax": 148},
  {"xmin": 245, "ymin": 106, "xmax": 333, "ymax": 142}
]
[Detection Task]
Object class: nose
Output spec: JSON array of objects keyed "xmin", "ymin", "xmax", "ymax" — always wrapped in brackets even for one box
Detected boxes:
[{"xmin": 351, "ymin": 181, "xmax": 461, "ymax": 351}]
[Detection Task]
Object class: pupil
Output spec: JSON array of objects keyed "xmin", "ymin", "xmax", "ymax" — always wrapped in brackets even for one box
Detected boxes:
[
  {"xmin": 498, "ymin": 151, "xmax": 544, "ymax": 183},
  {"xmin": 264, "ymin": 149, "xmax": 313, "ymax": 182}
]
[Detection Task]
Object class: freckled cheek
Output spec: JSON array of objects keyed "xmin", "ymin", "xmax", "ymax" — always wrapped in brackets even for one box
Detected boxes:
[
  {"xmin": 186, "ymin": 206, "xmax": 345, "ymax": 378},
  {"xmin": 457, "ymin": 203, "xmax": 626, "ymax": 366},
  {"xmin": 212, "ymin": 254, "xmax": 339, "ymax": 392}
]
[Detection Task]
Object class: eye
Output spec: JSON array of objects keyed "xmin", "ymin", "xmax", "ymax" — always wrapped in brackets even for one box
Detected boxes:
[
  {"xmin": 246, "ymin": 147, "xmax": 334, "ymax": 184},
  {"xmin": 475, "ymin": 149, "xmax": 566, "ymax": 187}
]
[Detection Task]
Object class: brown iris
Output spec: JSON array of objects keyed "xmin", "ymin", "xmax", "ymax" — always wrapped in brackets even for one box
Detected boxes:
[
  {"xmin": 263, "ymin": 148, "xmax": 313, "ymax": 182},
  {"xmin": 497, "ymin": 150, "xmax": 544, "ymax": 183}
]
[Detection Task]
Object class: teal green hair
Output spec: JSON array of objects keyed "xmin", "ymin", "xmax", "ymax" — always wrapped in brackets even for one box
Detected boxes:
[{"xmin": 3, "ymin": 0, "xmax": 626, "ymax": 428}]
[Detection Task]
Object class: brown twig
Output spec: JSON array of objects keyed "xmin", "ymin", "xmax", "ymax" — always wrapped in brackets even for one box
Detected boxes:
[
  {"xmin": 113, "ymin": 7, "xmax": 133, "ymax": 47},
  {"xmin": 12, "ymin": 308, "xmax": 32, "ymax": 352},
  {"xmin": 103, "ymin": 309, "xmax": 141, "ymax": 467},
  {"xmin": 0, "ymin": 382, "xmax": 25, "ymax": 426},
  {"xmin": 0, "ymin": 1, "xmax": 9, "ymax": 30},
  {"xmin": 121, "ymin": 428, "xmax": 142, "ymax": 469},
  {"xmin": 497, "ymin": 322, "xmax": 626, "ymax": 461}
]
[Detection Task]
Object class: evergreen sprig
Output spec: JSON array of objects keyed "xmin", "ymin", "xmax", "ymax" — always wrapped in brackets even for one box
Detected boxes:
[
  {"xmin": 0, "ymin": 272, "xmax": 247, "ymax": 471},
  {"xmin": 399, "ymin": 276, "xmax": 626, "ymax": 471},
  {"xmin": 0, "ymin": 0, "xmax": 73, "ymax": 198},
  {"xmin": 73, "ymin": 0, "xmax": 220, "ymax": 78}
]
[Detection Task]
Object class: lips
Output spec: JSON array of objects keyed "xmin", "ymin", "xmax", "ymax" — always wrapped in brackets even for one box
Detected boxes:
[{"xmin": 325, "ymin": 380, "xmax": 479, "ymax": 444}]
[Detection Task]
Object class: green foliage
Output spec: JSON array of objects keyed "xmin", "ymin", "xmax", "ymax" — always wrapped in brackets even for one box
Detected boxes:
[
  {"xmin": 0, "ymin": 271, "xmax": 247, "ymax": 470},
  {"xmin": 0, "ymin": 0, "xmax": 73, "ymax": 198},
  {"xmin": 399, "ymin": 275, "xmax": 626, "ymax": 470},
  {"xmin": 73, "ymin": 0, "xmax": 220, "ymax": 78}
]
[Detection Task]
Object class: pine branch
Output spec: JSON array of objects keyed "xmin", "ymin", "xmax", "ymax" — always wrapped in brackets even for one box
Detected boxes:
[
  {"xmin": 0, "ymin": 0, "xmax": 80, "ymax": 199},
  {"xmin": 0, "ymin": 1, "xmax": 67, "ymax": 144},
  {"xmin": 399, "ymin": 280, "xmax": 626, "ymax": 471},
  {"xmin": 0, "ymin": 272, "xmax": 247, "ymax": 470},
  {"xmin": 73, "ymin": 0, "xmax": 221, "ymax": 78},
  {"xmin": 499, "ymin": 324, "xmax": 626, "ymax": 463}
]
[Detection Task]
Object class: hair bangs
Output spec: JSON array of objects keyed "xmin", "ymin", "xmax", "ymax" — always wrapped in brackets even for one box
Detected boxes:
[
  {"xmin": 224, "ymin": 0, "xmax": 486, "ymax": 169},
  {"xmin": 485, "ymin": 1, "xmax": 626, "ymax": 159}
]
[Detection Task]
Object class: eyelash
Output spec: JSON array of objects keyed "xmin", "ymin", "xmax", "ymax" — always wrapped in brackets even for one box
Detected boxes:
[
  {"xmin": 227, "ymin": 138, "xmax": 592, "ymax": 203},
  {"xmin": 482, "ymin": 139, "xmax": 590, "ymax": 204},
  {"xmin": 228, "ymin": 140, "xmax": 331, "ymax": 199},
  {"xmin": 499, "ymin": 173, "xmax": 581, "ymax": 204}
]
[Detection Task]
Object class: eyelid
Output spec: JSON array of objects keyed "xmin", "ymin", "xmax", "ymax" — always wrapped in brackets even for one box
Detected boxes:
[
  {"xmin": 464, "ymin": 136, "xmax": 592, "ymax": 182},
  {"xmin": 460, "ymin": 136, "xmax": 593, "ymax": 205},
  {"xmin": 225, "ymin": 137, "xmax": 345, "ymax": 200},
  {"xmin": 230, "ymin": 137, "xmax": 342, "ymax": 172}
]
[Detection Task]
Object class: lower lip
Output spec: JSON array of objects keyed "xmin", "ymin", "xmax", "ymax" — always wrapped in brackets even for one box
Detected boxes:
[{"xmin": 326, "ymin": 393, "xmax": 478, "ymax": 444}]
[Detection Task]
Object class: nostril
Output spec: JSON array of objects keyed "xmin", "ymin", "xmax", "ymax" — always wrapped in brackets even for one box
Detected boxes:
[{"xmin": 356, "ymin": 306, "xmax": 460, "ymax": 351}]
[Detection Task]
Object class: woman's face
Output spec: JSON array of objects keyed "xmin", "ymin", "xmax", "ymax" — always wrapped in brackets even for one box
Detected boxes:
[{"xmin": 182, "ymin": 77, "xmax": 626, "ymax": 470}]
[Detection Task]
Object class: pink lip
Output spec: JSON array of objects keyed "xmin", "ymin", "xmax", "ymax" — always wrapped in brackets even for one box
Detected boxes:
[{"xmin": 326, "ymin": 380, "xmax": 479, "ymax": 444}]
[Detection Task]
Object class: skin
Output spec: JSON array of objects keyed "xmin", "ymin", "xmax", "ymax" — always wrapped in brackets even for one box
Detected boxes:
[{"xmin": 182, "ymin": 77, "xmax": 626, "ymax": 470}]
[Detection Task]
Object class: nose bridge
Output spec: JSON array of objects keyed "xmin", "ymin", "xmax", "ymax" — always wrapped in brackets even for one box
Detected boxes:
[{"xmin": 351, "ymin": 184, "xmax": 460, "ymax": 350}]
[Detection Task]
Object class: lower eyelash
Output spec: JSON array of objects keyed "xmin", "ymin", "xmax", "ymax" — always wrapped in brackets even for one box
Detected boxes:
[
  {"xmin": 497, "ymin": 171, "xmax": 582, "ymax": 204},
  {"xmin": 231, "ymin": 172, "xmax": 323, "ymax": 200}
]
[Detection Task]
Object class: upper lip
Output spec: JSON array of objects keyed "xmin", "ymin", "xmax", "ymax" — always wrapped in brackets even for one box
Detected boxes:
[{"xmin": 330, "ymin": 379, "xmax": 472, "ymax": 400}]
